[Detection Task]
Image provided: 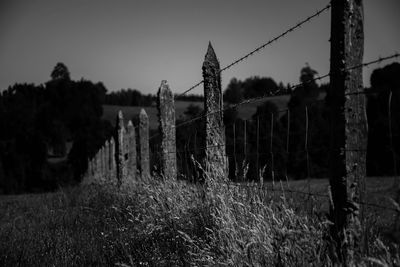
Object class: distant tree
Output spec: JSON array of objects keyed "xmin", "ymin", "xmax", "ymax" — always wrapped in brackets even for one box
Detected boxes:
[
  {"xmin": 242, "ymin": 76, "xmax": 278, "ymax": 99},
  {"xmin": 224, "ymin": 76, "xmax": 289, "ymax": 105},
  {"xmin": 0, "ymin": 65, "xmax": 111, "ymax": 193},
  {"xmin": 105, "ymin": 89, "xmax": 155, "ymax": 106},
  {"xmin": 366, "ymin": 62, "xmax": 400, "ymax": 176},
  {"xmin": 183, "ymin": 104, "xmax": 202, "ymax": 120},
  {"xmin": 246, "ymin": 101, "xmax": 286, "ymax": 180},
  {"xmin": 290, "ymin": 64, "xmax": 320, "ymax": 106},
  {"xmin": 224, "ymin": 78, "xmax": 243, "ymax": 104},
  {"xmin": 283, "ymin": 64, "xmax": 329, "ymax": 179},
  {"xmin": 51, "ymin": 62, "xmax": 70, "ymax": 81},
  {"xmin": 174, "ymin": 94, "xmax": 203, "ymax": 102},
  {"xmin": 174, "ymin": 104, "xmax": 205, "ymax": 181}
]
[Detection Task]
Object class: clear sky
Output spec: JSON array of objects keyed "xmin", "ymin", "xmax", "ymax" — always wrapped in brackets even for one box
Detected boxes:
[{"xmin": 0, "ymin": 0, "xmax": 399, "ymax": 95}]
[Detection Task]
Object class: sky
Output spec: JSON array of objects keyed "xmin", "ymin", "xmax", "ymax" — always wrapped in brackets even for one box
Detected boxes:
[{"xmin": 0, "ymin": 0, "xmax": 399, "ymax": 95}]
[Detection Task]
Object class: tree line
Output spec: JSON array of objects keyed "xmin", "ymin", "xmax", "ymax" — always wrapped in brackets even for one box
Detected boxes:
[
  {"xmin": 0, "ymin": 62, "xmax": 398, "ymax": 193},
  {"xmin": 104, "ymin": 76, "xmax": 292, "ymax": 106},
  {"xmin": 0, "ymin": 63, "xmax": 113, "ymax": 193}
]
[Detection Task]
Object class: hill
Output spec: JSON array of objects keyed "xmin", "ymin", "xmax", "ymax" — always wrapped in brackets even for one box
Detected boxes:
[{"xmin": 102, "ymin": 95, "xmax": 298, "ymax": 129}]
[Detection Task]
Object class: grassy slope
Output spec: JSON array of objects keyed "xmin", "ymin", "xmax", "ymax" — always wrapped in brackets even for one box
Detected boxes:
[{"xmin": 0, "ymin": 177, "xmax": 398, "ymax": 266}]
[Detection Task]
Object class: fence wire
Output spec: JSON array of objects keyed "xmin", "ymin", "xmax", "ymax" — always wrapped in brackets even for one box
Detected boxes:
[
  {"xmin": 167, "ymin": 52, "xmax": 400, "ymax": 134},
  {"xmin": 171, "ymin": 2, "xmax": 332, "ymax": 103}
]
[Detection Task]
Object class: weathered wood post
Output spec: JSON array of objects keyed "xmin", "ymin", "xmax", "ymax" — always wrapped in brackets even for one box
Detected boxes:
[
  {"xmin": 139, "ymin": 109, "xmax": 150, "ymax": 180},
  {"xmin": 95, "ymin": 150, "xmax": 101, "ymax": 182},
  {"xmin": 157, "ymin": 80, "xmax": 177, "ymax": 180},
  {"xmin": 109, "ymin": 137, "xmax": 116, "ymax": 184},
  {"xmin": 104, "ymin": 140, "xmax": 110, "ymax": 180},
  {"xmin": 127, "ymin": 120, "xmax": 137, "ymax": 181},
  {"xmin": 100, "ymin": 146, "xmax": 106, "ymax": 182},
  {"xmin": 88, "ymin": 158, "xmax": 93, "ymax": 183},
  {"xmin": 329, "ymin": 0, "xmax": 365, "ymax": 264},
  {"xmin": 202, "ymin": 42, "xmax": 227, "ymax": 180},
  {"xmin": 116, "ymin": 110, "xmax": 127, "ymax": 186},
  {"xmin": 88, "ymin": 158, "xmax": 94, "ymax": 183}
]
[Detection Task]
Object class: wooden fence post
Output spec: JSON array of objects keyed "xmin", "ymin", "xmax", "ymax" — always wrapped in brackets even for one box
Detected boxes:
[
  {"xmin": 116, "ymin": 110, "xmax": 126, "ymax": 186},
  {"xmin": 88, "ymin": 158, "xmax": 94, "ymax": 183},
  {"xmin": 202, "ymin": 42, "xmax": 227, "ymax": 180},
  {"xmin": 329, "ymin": 0, "xmax": 365, "ymax": 264},
  {"xmin": 127, "ymin": 120, "xmax": 137, "ymax": 181},
  {"xmin": 101, "ymin": 146, "xmax": 106, "ymax": 182},
  {"xmin": 104, "ymin": 140, "xmax": 110, "ymax": 181},
  {"xmin": 157, "ymin": 80, "xmax": 177, "ymax": 180},
  {"xmin": 139, "ymin": 109, "xmax": 150, "ymax": 180},
  {"xmin": 109, "ymin": 137, "xmax": 117, "ymax": 184},
  {"xmin": 95, "ymin": 150, "xmax": 101, "ymax": 182}
]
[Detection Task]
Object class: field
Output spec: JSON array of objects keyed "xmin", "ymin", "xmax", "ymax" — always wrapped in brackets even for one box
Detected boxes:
[
  {"xmin": 102, "ymin": 94, "xmax": 294, "ymax": 129},
  {"xmin": 102, "ymin": 101, "xmax": 204, "ymax": 129},
  {"xmin": 0, "ymin": 176, "xmax": 398, "ymax": 266}
]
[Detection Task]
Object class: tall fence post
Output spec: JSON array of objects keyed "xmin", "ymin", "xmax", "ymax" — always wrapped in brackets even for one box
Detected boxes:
[
  {"xmin": 101, "ymin": 147, "xmax": 104, "ymax": 181},
  {"xmin": 127, "ymin": 120, "xmax": 137, "ymax": 181},
  {"xmin": 139, "ymin": 108, "xmax": 150, "ymax": 180},
  {"xmin": 202, "ymin": 42, "xmax": 227, "ymax": 180},
  {"xmin": 95, "ymin": 150, "xmax": 101, "ymax": 182},
  {"xmin": 109, "ymin": 137, "xmax": 116, "ymax": 184},
  {"xmin": 157, "ymin": 80, "xmax": 177, "ymax": 180},
  {"xmin": 104, "ymin": 140, "xmax": 110, "ymax": 181},
  {"xmin": 116, "ymin": 110, "xmax": 126, "ymax": 187},
  {"xmin": 88, "ymin": 158, "xmax": 94, "ymax": 183},
  {"xmin": 329, "ymin": 0, "xmax": 365, "ymax": 264}
]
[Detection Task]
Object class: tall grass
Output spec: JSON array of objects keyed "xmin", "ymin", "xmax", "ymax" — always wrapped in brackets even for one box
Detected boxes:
[{"xmin": 0, "ymin": 170, "xmax": 399, "ymax": 266}]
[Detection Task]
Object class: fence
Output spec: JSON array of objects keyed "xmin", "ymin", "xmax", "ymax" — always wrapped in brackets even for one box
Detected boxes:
[{"xmin": 81, "ymin": 0, "xmax": 399, "ymax": 265}]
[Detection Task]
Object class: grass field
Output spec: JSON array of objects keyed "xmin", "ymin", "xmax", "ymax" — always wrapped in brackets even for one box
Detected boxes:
[{"xmin": 0, "ymin": 175, "xmax": 398, "ymax": 266}]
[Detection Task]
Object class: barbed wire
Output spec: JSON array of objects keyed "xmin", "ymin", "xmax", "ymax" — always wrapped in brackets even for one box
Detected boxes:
[
  {"xmin": 218, "ymin": 3, "xmax": 332, "ymax": 74},
  {"xmin": 172, "ymin": 2, "xmax": 331, "ymax": 100},
  {"xmin": 148, "ymin": 3, "xmax": 332, "ymax": 140},
  {"xmin": 210, "ymin": 179, "xmax": 400, "ymax": 213},
  {"xmin": 149, "ymin": 52, "xmax": 399, "ymax": 141},
  {"xmin": 169, "ymin": 52, "xmax": 400, "ymax": 132}
]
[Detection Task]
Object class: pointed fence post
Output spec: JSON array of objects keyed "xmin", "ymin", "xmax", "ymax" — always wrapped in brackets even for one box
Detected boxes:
[
  {"xmin": 95, "ymin": 150, "xmax": 101, "ymax": 182},
  {"xmin": 116, "ymin": 110, "xmax": 126, "ymax": 186},
  {"xmin": 127, "ymin": 120, "xmax": 137, "ymax": 181},
  {"xmin": 139, "ymin": 109, "xmax": 150, "ymax": 180},
  {"xmin": 202, "ymin": 42, "xmax": 228, "ymax": 180},
  {"xmin": 109, "ymin": 137, "xmax": 117, "ymax": 184},
  {"xmin": 329, "ymin": 0, "xmax": 366, "ymax": 264},
  {"xmin": 88, "ymin": 158, "xmax": 94, "ymax": 183},
  {"xmin": 104, "ymin": 140, "xmax": 110, "ymax": 180},
  {"xmin": 101, "ymin": 146, "xmax": 106, "ymax": 182},
  {"xmin": 157, "ymin": 80, "xmax": 177, "ymax": 180}
]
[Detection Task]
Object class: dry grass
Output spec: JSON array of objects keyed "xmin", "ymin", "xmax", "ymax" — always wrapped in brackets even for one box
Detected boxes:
[{"xmin": 0, "ymin": 173, "xmax": 399, "ymax": 266}]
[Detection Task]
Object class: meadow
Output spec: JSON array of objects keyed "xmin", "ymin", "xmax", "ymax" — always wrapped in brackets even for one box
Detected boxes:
[{"xmin": 0, "ymin": 174, "xmax": 398, "ymax": 266}]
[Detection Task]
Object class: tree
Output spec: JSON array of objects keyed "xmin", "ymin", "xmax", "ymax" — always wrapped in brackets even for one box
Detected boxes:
[
  {"xmin": 224, "ymin": 78, "xmax": 243, "ymax": 104},
  {"xmin": 51, "ymin": 62, "xmax": 70, "ymax": 81},
  {"xmin": 366, "ymin": 62, "xmax": 400, "ymax": 176},
  {"xmin": 284, "ymin": 64, "xmax": 329, "ymax": 179},
  {"xmin": 175, "ymin": 104, "xmax": 204, "ymax": 181},
  {"xmin": 242, "ymin": 76, "xmax": 278, "ymax": 99}
]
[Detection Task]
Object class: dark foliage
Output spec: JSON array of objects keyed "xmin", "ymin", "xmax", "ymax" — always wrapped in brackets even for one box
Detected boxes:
[
  {"xmin": 0, "ymin": 64, "xmax": 112, "ymax": 193},
  {"xmin": 366, "ymin": 62, "xmax": 400, "ymax": 176},
  {"xmin": 223, "ymin": 76, "xmax": 290, "ymax": 104},
  {"xmin": 105, "ymin": 88, "xmax": 155, "ymax": 106},
  {"xmin": 174, "ymin": 93, "xmax": 203, "ymax": 102}
]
